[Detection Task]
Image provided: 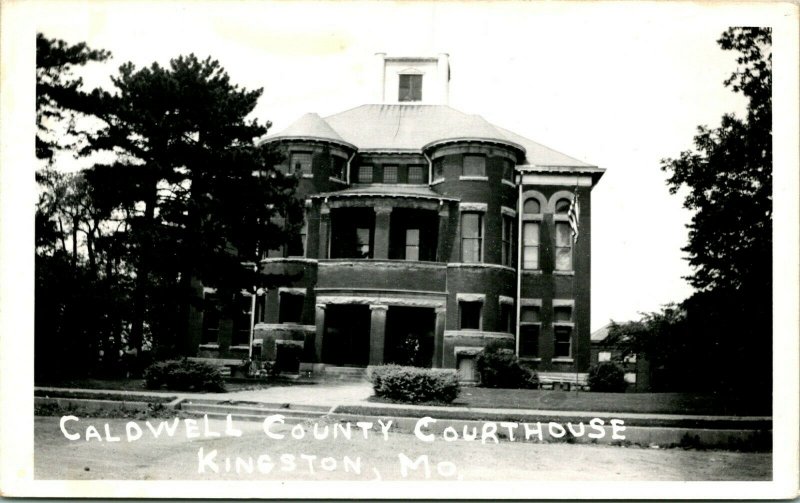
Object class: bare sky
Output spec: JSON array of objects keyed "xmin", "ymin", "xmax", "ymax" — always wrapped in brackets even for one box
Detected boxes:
[{"xmin": 31, "ymin": 1, "xmax": 776, "ymax": 331}]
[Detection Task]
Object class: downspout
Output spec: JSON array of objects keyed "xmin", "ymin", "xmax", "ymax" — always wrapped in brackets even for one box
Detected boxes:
[
  {"xmin": 515, "ymin": 172, "xmax": 523, "ymax": 357},
  {"xmin": 346, "ymin": 151, "xmax": 356, "ymax": 185},
  {"xmin": 424, "ymin": 151, "xmax": 433, "ymax": 185}
]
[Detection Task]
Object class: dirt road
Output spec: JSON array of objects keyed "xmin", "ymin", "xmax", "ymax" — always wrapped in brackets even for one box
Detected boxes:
[{"xmin": 34, "ymin": 416, "xmax": 771, "ymax": 481}]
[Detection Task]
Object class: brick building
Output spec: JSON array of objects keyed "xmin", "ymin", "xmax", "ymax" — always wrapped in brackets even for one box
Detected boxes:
[{"xmin": 192, "ymin": 54, "xmax": 605, "ymax": 382}]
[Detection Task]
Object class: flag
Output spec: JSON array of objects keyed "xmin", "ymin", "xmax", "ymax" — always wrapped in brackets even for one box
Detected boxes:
[{"xmin": 568, "ymin": 191, "xmax": 580, "ymax": 242}]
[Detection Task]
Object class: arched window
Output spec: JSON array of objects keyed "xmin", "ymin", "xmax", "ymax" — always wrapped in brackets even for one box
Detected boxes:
[
  {"xmin": 554, "ymin": 198, "xmax": 571, "ymax": 214},
  {"xmin": 523, "ymin": 198, "xmax": 541, "ymax": 214}
]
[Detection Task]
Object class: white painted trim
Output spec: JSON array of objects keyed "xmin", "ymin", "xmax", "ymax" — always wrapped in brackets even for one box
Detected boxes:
[
  {"xmin": 316, "ymin": 295, "xmax": 445, "ymax": 308},
  {"xmin": 500, "ymin": 205, "xmax": 517, "ymax": 218},
  {"xmin": 301, "ymin": 173, "xmax": 314, "ymax": 179},
  {"xmin": 278, "ymin": 287, "xmax": 307, "ymax": 295},
  {"xmin": 260, "ymin": 258, "xmax": 319, "ymax": 264},
  {"xmin": 520, "ymin": 298, "xmax": 543, "ymax": 307},
  {"xmin": 551, "ymin": 357, "xmax": 575, "ymax": 363},
  {"xmin": 446, "ymin": 263, "xmax": 516, "ymax": 273},
  {"xmin": 498, "ymin": 295, "xmax": 514, "ymax": 305},
  {"xmin": 198, "ymin": 343, "xmax": 220, "ymax": 349},
  {"xmin": 553, "ymin": 299, "xmax": 575, "ymax": 307},
  {"xmin": 430, "ymin": 177, "xmax": 445, "ymax": 186},
  {"xmin": 255, "ymin": 323, "xmax": 315, "ymax": 331},
  {"xmin": 521, "ymin": 174, "xmax": 592, "ymax": 187},
  {"xmin": 501, "ymin": 178, "xmax": 516, "ymax": 189},
  {"xmin": 458, "ymin": 202, "xmax": 488, "ymax": 212},
  {"xmin": 553, "ymin": 270, "xmax": 575, "ymax": 276},
  {"xmin": 459, "ymin": 176, "xmax": 489, "ymax": 182},
  {"xmin": 317, "ymin": 259, "xmax": 446, "ymax": 270},
  {"xmin": 443, "ymin": 330, "xmax": 514, "ymax": 340},
  {"xmin": 275, "ymin": 339, "xmax": 304, "ymax": 347},
  {"xmin": 454, "ymin": 346, "xmax": 483, "ymax": 356},
  {"xmin": 202, "ymin": 287, "xmax": 217, "ymax": 294},
  {"xmin": 548, "ymin": 190, "xmax": 578, "ymax": 213},
  {"xmin": 522, "ymin": 269, "xmax": 543, "ymax": 275},
  {"xmin": 456, "ymin": 293, "xmax": 486, "ymax": 302},
  {"xmin": 328, "ymin": 177, "xmax": 347, "ymax": 184}
]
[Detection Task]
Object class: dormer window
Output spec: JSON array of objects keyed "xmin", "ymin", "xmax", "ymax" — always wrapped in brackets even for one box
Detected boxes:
[{"xmin": 399, "ymin": 74, "xmax": 422, "ymax": 102}]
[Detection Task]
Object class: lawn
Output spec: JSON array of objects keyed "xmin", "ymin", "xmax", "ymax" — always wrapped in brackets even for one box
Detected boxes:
[
  {"xmin": 448, "ymin": 387, "xmax": 771, "ymax": 416},
  {"xmin": 35, "ymin": 377, "xmax": 273, "ymax": 394}
]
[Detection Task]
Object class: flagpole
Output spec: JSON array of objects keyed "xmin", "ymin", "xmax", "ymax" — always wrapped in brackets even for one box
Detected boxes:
[{"xmin": 571, "ymin": 185, "xmax": 580, "ymax": 392}]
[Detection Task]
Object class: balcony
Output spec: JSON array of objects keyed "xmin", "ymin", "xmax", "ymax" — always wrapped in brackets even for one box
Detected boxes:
[{"xmin": 316, "ymin": 259, "xmax": 447, "ymax": 292}]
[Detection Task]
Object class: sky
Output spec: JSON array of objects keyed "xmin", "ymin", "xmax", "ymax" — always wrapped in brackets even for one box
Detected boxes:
[{"xmin": 28, "ymin": 0, "xmax": 772, "ymax": 331}]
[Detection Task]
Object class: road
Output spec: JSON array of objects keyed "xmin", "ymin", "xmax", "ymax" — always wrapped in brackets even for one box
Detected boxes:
[{"xmin": 34, "ymin": 416, "xmax": 771, "ymax": 481}]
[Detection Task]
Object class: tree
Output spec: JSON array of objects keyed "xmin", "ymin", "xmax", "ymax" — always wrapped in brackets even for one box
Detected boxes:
[
  {"xmin": 36, "ymin": 33, "xmax": 110, "ymax": 163},
  {"xmin": 83, "ymin": 55, "xmax": 301, "ymax": 356}
]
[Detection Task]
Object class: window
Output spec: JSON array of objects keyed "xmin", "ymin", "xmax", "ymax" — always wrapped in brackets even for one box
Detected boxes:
[
  {"xmin": 500, "ymin": 302, "xmax": 513, "ymax": 333},
  {"xmin": 201, "ymin": 295, "xmax": 220, "ymax": 344},
  {"xmin": 433, "ymin": 158, "xmax": 444, "ymax": 180},
  {"xmin": 407, "ymin": 165, "xmax": 425, "ymax": 184},
  {"xmin": 502, "ymin": 215, "xmax": 513, "ymax": 266},
  {"xmin": 383, "ymin": 165, "xmax": 398, "ymax": 183},
  {"xmin": 232, "ymin": 294, "xmax": 252, "ymax": 346},
  {"xmin": 278, "ymin": 292, "xmax": 304, "ymax": 324},
  {"xmin": 399, "ymin": 74, "xmax": 422, "ymax": 102},
  {"xmin": 462, "ymin": 155, "xmax": 486, "ymax": 177},
  {"xmin": 522, "ymin": 222, "xmax": 540, "ymax": 269},
  {"xmin": 555, "ymin": 222, "xmax": 573, "ymax": 271},
  {"xmin": 356, "ymin": 227, "xmax": 371, "ymax": 258},
  {"xmin": 554, "ymin": 305, "xmax": 573, "ymax": 323},
  {"xmin": 358, "ymin": 165, "xmax": 373, "ymax": 183},
  {"xmin": 555, "ymin": 198, "xmax": 572, "ymax": 214},
  {"xmin": 331, "ymin": 156, "xmax": 345, "ymax": 179},
  {"xmin": 405, "ymin": 228, "xmax": 420, "ymax": 261},
  {"xmin": 459, "ymin": 301, "xmax": 482, "ymax": 330},
  {"xmin": 460, "ymin": 213, "xmax": 483, "ymax": 263},
  {"xmin": 502, "ymin": 159, "xmax": 514, "ymax": 182},
  {"xmin": 519, "ymin": 304, "xmax": 541, "ymax": 358},
  {"xmin": 554, "ymin": 326, "xmax": 572, "ymax": 358},
  {"xmin": 598, "ymin": 351, "xmax": 611, "ymax": 363},
  {"xmin": 287, "ymin": 218, "xmax": 307, "ymax": 257},
  {"xmin": 523, "ymin": 199, "xmax": 541, "ymax": 214},
  {"xmin": 291, "ymin": 153, "xmax": 312, "ymax": 175}
]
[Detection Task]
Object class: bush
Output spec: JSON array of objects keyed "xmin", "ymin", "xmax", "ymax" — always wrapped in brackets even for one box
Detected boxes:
[
  {"xmin": 476, "ymin": 340, "xmax": 539, "ymax": 389},
  {"xmin": 587, "ymin": 362, "xmax": 626, "ymax": 392},
  {"xmin": 144, "ymin": 359, "xmax": 226, "ymax": 392},
  {"xmin": 368, "ymin": 365, "xmax": 460, "ymax": 404}
]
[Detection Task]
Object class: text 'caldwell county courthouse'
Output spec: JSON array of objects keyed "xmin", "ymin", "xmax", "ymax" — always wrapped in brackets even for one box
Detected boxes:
[{"xmin": 189, "ymin": 54, "xmax": 605, "ymax": 383}]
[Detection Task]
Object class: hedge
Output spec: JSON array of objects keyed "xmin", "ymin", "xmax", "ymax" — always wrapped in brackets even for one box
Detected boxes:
[
  {"xmin": 368, "ymin": 365, "xmax": 460, "ymax": 404},
  {"xmin": 476, "ymin": 340, "xmax": 539, "ymax": 389},
  {"xmin": 587, "ymin": 362, "xmax": 626, "ymax": 392},
  {"xmin": 144, "ymin": 359, "xmax": 226, "ymax": 392}
]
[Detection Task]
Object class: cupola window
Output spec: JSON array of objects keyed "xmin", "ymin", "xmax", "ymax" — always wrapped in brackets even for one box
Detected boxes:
[{"xmin": 399, "ymin": 74, "xmax": 422, "ymax": 102}]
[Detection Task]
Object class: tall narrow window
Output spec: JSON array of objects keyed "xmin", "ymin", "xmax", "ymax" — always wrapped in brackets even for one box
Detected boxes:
[
  {"xmin": 554, "ymin": 326, "xmax": 572, "ymax": 358},
  {"xmin": 232, "ymin": 294, "xmax": 252, "ymax": 346},
  {"xmin": 356, "ymin": 227, "xmax": 371, "ymax": 258},
  {"xmin": 433, "ymin": 158, "xmax": 444, "ymax": 180},
  {"xmin": 201, "ymin": 295, "xmax": 220, "ymax": 344},
  {"xmin": 287, "ymin": 218, "xmax": 307, "ymax": 257},
  {"xmin": 405, "ymin": 228, "xmax": 420, "ymax": 261},
  {"xmin": 399, "ymin": 74, "xmax": 422, "ymax": 102},
  {"xmin": 462, "ymin": 155, "xmax": 486, "ymax": 177},
  {"xmin": 383, "ymin": 165, "xmax": 398, "ymax": 183},
  {"xmin": 519, "ymin": 305, "xmax": 541, "ymax": 358},
  {"xmin": 330, "ymin": 155, "xmax": 345, "ymax": 180},
  {"xmin": 358, "ymin": 165, "xmax": 373, "ymax": 183},
  {"xmin": 291, "ymin": 153, "xmax": 312, "ymax": 175},
  {"xmin": 522, "ymin": 222, "xmax": 540, "ymax": 269},
  {"xmin": 407, "ymin": 165, "xmax": 425, "ymax": 184},
  {"xmin": 461, "ymin": 213, "xmax": 483, "ymax": 263},
  {"xmin": 555, "ymin": 222, "xmax": 573, "ymax": 271},
  {"xmin": 500, "ymin": 302, "xmax": 513, "ymax": 333},
  {"xmin": 502, "ymin": 215, "xmax": 513, "ymax": 266},
  {"xmin": 502, "ymin": 159, "xmax": 514, "ymax": 182}
]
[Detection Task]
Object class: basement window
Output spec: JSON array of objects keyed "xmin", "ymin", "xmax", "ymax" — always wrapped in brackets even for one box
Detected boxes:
[{"xmin": 459, "ymin": 300, "xmax": 482, "ymax": 330}]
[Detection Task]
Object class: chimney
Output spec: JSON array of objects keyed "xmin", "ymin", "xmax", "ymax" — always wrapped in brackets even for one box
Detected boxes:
[{"xmin": 437, "ymin": 53, "xmax": 450, "ymax": 105}]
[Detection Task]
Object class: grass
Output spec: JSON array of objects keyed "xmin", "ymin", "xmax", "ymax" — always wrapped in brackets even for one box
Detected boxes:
[
  {"xmin": 36, "ymin": 377, "xmax": 275, "ymax": 394},
  {"xmin": 369, "ymin": 387, "xmax": 771, "ymax": 416}
]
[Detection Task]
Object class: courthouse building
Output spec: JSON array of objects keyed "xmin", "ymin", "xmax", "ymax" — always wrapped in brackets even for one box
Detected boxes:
[{"xmin": 194, "ymin": 54, "xmax": 605, "ymax": 382}]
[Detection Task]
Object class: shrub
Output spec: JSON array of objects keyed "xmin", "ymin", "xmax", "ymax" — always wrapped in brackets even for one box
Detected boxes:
[
  {"xmin": 476, "ymin": 340, "xmax": 539, "ymax": 389},
  {"xmin": 144, "ymin": 359, "xmax": 226, "ymax": 392},
  {"xmin": 368, "ymin": 365, "xmax": 460, "ymax": 404},
  {"xmin": 587, "ymin": 362, "xmax": 626, "ymax": 392}
]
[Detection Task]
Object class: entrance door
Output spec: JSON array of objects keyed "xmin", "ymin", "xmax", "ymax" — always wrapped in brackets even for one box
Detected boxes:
[
  {"xmin": 384, "ymin": 306, "xmax": 435, "ymax": 367},
  {"xmin": 322, "ymin": 305, "xmax": 370, "ymax": 366}
]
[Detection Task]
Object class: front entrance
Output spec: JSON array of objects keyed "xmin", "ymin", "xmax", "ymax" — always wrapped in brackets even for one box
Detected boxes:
[
  {"xmin": 384, "ymin": 306, "xmax": 435, "ymax": 367},
  {"xmin": 322, "ymin": 305, "xmax": 370, "ymax": 366}
]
